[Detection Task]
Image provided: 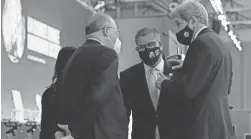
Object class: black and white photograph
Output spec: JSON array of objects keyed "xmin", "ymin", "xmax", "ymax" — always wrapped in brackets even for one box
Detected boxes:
[{"xmin": 1, "ymin": 0, "xmax": 251, "ymax": 139}]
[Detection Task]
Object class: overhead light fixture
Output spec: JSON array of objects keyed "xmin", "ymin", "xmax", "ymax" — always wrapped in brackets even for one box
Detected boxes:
[
  {"xmin": 76, "ymin": 0, "xmax": 96, "ymax": 13},
  {"xmin": 94, "ymin": 1, "xmax": 105, "ymax": 10},
  {"xmin": 210, "ymin": 0, "xmax": 224, "ymax": 14},
  {"xmin": 210, "ymin": 0, "xmax": 242, "ymax": 51},
  {"xmin": 169, "ymin": 2, "xmax": 178, "ymax": 12}
]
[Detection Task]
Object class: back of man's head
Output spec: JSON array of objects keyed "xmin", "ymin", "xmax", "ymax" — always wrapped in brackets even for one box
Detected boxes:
[
  {"xmin": 171, "ymin": 0, "xmax": 209, "ymax": 26},
  {"xmin": 84, "ymin": 13, "xmax": 121, "ymax": 53},
  {"xmin": 85, "ymin": 12, "xmax": 115, "ymax": 35}
]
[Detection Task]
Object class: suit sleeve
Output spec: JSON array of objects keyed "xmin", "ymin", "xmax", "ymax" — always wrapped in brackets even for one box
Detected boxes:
[
  {"xmin": 181, "ymin": 40, "xmax": 213, "ymax": 98},
  {"xmin": 40, "ymin": 87, "xmax": 59, "ymax": 139},
  {"xmin": 161, "ymin": 40, "xmax": 214, "ymax": 98},
  {"xmin": 120, "ymin": 72, "xmax": 132, "ymax": 124},
  {"xmin": 40, "ymin": 89, "xmax": 50, "ymax": 139},
  {"xmin": 54, "ymin": 55, "xmax": 86, "ymax": 125},
  {"xmin": 68, "ymin": 49, "xmax": 119, "ymax": 138}
]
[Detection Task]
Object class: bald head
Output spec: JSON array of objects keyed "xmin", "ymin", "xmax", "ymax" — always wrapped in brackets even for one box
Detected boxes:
[
  {"xmin": 85, "ymin": 13, "xmax": 120, "ymax": 51},
  {"xmin": 85, "ymin": 12, "xmax": 116, "ymax": 35}
]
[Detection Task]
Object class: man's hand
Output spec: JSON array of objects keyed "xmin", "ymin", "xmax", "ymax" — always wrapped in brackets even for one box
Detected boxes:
[
  {"xmin": 155, "ymin": 73, "xmax": 171, "ymax": 90},
  {"xmin": 170, "ymin": 59, "xmax": 184, "ymax": 70},
  {"xmin": 60, "ymin": 135, "xmax": 74, "ymax": 139},
  {"xmin": 55, "ymin": 131, "xmax": 64, "ymax": 139},
  {"xmin": 58, "ymin": 124, "xmax": 71, "ymax": 136},
  {"xmin": 166, "ymin": 54, "xmax": 185, "ymax": 70}
]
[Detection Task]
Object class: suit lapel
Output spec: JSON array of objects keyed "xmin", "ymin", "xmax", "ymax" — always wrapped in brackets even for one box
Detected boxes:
[{"xmin": 137, "ymin": 63, "xmax": 156, "ymax": 111}]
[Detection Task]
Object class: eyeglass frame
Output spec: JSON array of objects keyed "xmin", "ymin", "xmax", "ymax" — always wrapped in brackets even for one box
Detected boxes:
[
  {"xmin": 101, "ymin": 25, "xmax": 119, "ymax": 36},
  {"xmin": 135, "ymin": 41, "xmax": 163, "ymax": 52}
]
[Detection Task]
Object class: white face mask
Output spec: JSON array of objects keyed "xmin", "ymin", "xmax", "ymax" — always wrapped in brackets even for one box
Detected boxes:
[
  {"xmin": 108, "ymin": 36, "xmax": 122, "ymax": 54},
  {"xmin": 113, "ymin": 38, "xmax": 122, "ymax": 54}
]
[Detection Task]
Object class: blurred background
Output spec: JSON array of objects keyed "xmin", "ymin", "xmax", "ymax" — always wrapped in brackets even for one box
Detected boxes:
[{"xmin": 1, "ymin": 0, "xmax": 251, "ymax": 138}]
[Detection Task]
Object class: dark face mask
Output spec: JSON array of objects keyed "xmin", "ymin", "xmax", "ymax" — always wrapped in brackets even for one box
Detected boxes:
[
  {"xmin": 176, "ymin": 23, "xmax": 194, "ymax": 46},
  {"xmin": 139, "ymin": 47, "xmax": 161, "ymax": 66}
]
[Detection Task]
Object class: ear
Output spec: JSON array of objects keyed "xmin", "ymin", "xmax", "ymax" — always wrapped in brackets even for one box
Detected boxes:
[
  {"xmin": 103, "ymin": 26, "xmax": 109, "ymax": 36},
  {"xmin": 188, "ymin": 16, "xmax": 197, "ymax": 28}
]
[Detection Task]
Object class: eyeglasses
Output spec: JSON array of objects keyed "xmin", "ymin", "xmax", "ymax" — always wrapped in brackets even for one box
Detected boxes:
[
  {"xmin": 102, "ymin": 26, "xmax": 119, "ymax": 35},
  {"xmin": 136, "ymin": 41, "xmax": 163, "ymax": 52}
]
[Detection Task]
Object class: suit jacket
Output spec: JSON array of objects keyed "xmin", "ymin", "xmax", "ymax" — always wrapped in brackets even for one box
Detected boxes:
[
  {"xmin": 120, "ymin": 58, "xmax": 174, "ymax": 139},
  {"xmin": 157, "ymin": 68, "xmax": 193, "ymax": 139},
  {"xmin": 161, "ymin": 28, "xmax": 235, "ymax": 139},
  {"xmin": 54, "ymin": 40, "xmax": 128, "ymax": 139},
  {"xmin": 40, "ymin": 84, "xmax": 65, "ymax": 139},
  {"xmin": 40, "ymin": 86, "xmax": 56, "ymax": 139}
]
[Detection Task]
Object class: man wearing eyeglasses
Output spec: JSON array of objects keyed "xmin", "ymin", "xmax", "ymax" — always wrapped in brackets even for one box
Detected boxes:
[
  {"xmin": 54, "ymin": 12, "xmax": 128, "ymax": 139},
  {"xmin": 120, "ymin": 27, "xmax": 181, "ymax": 139}
]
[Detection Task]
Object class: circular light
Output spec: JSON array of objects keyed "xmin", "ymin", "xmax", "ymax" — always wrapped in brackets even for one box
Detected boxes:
[
  {"xmin": 215, "ymin": 12, "xmax": 243, "ymax": 51},
  {"xmin": 236, "ymin": 41, "xmax": 241, "ymax": 46},
  {"xmin": 236, "ymin": 44, "xmax": 242, "ymax": 51},
  {"xmin": 218, "ymin": 14, "xmax": 226, "ymax": 20},
  {"xmin": 221, "ymin": 20, "xmax": 229, "ymax": 26},
  {"xmin": 169, "ymin": 3, "xmax": 178, "ymax": 12},
  {"xmin": 228, "ymin": 31, "xmax": 233, "ymax": 36},
  {"xmin": 230, "ymin": 35, "xmax": 236, "ymax": 40},
  {"xmin": 233, "ymin": 38, "xmax": 238, "ymax": 44}
]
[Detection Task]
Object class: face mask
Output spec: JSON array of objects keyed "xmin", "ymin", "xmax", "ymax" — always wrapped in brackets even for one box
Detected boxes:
[
  {"xmin": 139, "ymin": 47, "xmax": 161, "ymax": 66},
  {"xmin": 176, "ymin": 22, "xmax": 194, "ymax": 46},
  {"xmin": 107, "ymin": 30, "xmax": 121, "ymax": 54},
  {"xmin": 113, "ymin": 38, "xmax": 122, "ymax": 54}
]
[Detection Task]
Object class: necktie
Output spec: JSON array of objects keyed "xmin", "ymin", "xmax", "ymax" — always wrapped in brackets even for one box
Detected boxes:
[
  {"xmin": 148, "ymin": 68, "xmax": 159, "ymax": 110},
  {"xmin": 148, "ymin": 68, "xmax": 160, "ymax": 139}
]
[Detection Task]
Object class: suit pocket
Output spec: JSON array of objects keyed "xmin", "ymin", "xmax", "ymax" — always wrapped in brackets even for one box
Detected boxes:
[{"xmin": 105, "ymin": 125, "xmax": 123, "ymax": 135}]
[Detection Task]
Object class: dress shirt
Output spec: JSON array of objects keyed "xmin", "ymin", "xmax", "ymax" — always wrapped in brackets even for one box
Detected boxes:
[
  {"xmin": 144, "ymin": 58, "xmax": 164, "ymax": 98},
  {"xmin": 192, "ymin": 26, "xmax": 207, "ymax": 42},
  {"xmin": 87, "ymin": 38, "xmax": 104, "ymax": 45},
  {"xmin": 144, "ymin": 58, "xmax": 164, "ymax": 139}
]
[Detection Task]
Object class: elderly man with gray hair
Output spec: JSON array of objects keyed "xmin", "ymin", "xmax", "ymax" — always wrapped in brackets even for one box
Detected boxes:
[
  {"xmin": 156, "ymin": 0, "xmax": 235, "ymax": 139},
  {"xmin": 54, "ymin": 12, "xmax": 128, "ymax": 139}
]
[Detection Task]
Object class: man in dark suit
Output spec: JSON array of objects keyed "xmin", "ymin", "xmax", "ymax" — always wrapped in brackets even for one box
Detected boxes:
[
  {"xmin": 54, "ymin": 13, "xmax": 127, "ymax": 139},
  {"xmin": 156, "ymin": 0, "xmax": 235, "ymax": 139},
  {"xmin": 120, "ymin": 27, "xmax": 182, "ymax": 139}
]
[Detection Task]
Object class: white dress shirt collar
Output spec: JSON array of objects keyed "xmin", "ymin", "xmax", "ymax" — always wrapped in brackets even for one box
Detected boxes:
[
  {"xmin": 192, "ymin": 26, "xmax": 207, "ymax": 41},
  {"xmin": 87, "ymin": 38, "xmax": 104, "ymax": 45}
]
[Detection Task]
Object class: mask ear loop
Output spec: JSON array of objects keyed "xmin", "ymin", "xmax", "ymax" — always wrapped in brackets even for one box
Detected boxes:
[{"xmin": 102, "ymin": 26, "xmax": 116, "ymax": 45}]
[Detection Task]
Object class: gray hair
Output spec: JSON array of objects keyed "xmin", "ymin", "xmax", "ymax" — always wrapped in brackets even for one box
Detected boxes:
[
  {"xmin": 135, "ymin": 27, "xmax": 161, "ymax": 45},
  {"xmin": 171, "ymin": 0, "xmax": 209, "ymax": 26},
  {"xmin": 85, "ymin": 12, "xmax": 114, "ymax": 35}
]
